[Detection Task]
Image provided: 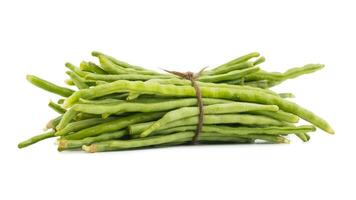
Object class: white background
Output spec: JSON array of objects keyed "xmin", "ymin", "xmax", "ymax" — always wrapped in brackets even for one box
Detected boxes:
[{"xmin": 1, "ymin": 0, "xmax": 355, "ymax": 199}]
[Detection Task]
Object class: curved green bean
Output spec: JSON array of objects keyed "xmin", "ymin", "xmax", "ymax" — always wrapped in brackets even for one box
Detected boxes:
[
  {"xmin": 153, "ymin": 125, "xmax": 316, "ymax": 136},
  {"xmin": 56, "ymin": 108, "xmax": 78, "ymax": 131},
  {"xmin": 198, "ymin": 67, "xmax": 259, "ymax": 83},
  {"xmin": 18, "ymin": 130, "xmax": 55, "ymax": 148},
  {"xmin": 85, "ymin": 73, "xmax": 170, "ymax": 81},
  {"xmin": 72, "ymin": 98, "xmax": 233, "ymax": 114},
  {"xmin": 247, "ymin": 110, "xmax": 299, "ymax": 123},
  {"xmin": 211, "ymin": 52, "xmax": 260, "ymax": 72}
]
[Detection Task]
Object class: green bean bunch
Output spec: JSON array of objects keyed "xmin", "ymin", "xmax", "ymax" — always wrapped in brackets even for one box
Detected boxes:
[{"xmin": 18, "ymin": 51, "xmax": 334, "ymax": 153}]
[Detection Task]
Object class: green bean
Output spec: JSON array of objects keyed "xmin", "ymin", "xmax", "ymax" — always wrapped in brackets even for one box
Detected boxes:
[
  {"xmin": 18, "ymin": 130, "xmax": 55, "ymax": 148},
  {"xmin": 48, "ymin": 101, "xmax": 66, "ymax": 114},
  {"xmin": 78, "ymin": 98, "xmax": 125, "ymax": 105},
  {"xmin": 55, "ymin": 117, "xmax": 118, "ymax": 136},
  {"xmin": 98, "ymin": 55, "xmax": 130, "ymax": 74},
  {"xmin": 140, "ymin": 103, "xmax": 279, "ymax": 137},
  {"xmin": 66, "ymin": 71, "xmax": 89, "ymax": 89},
  {"xmin": 140, "ymin": 78, "xmax": 279, "ymax": 96},
  {"xmin": 198, "ymin": 67, "xmax": 260, "ymax": 83},
  {"xmin": 27, "ymin": 75, "xmax": 74, "ymax": 97},
  {"xmin": 65, "ymin": 63, "xmax": 89, "ymax": 77},
  {"xmin": 153, "ymin": 125, "xmax": 316, "ymax": 136},
  {"xmin": 82, "ymin": 131, "xmax": 286, "ymax": 152},
  {"xmin": 72, "ymin": 98, "xmax": 233, "ymax": 115},
  {"xmin": 92, "ymin": 51, "xmax": 149, "ymax": 72},
  {"xmin": 205, "ymin": 62, "xmax": 253, "ymax": 75},
  {"xmin": 245, "ymin": 64, "xmax": 324, "ymax": 82},
  {"xmin": 163, "ymin": 114, "xmax": 290, "ymax": 129},
  {"xmin": 85, "ymin": 72, "xmax": 170, "ymax": 81},
  {"xmin": 247, "ymin": 110, "xmax": 299, "ymax": 123},
  {"xmin": 80, "ymin": 61, "xmax": 107, "ymax": 74},
  {"xmin": 56, "ymin": 108, "xmax": 78, "ymax": 131},
  {"xmin": 64, "ymin": 80, "xmax": 333, "ymax": 134},
  {"xmin": 64, "ymin": 112, "xmax": 165, "ymax": 140},
  {"xmin": 45, "ymin": 115, "xmax": 62, "ymax": 130},
  {"xmin": 253, "ymin": 56, "xmax": 266, "ymax": 66},
  {"xmin": 211, "ymin": 52, "xmax": 260, "ymax": 72},
  {"xmin": 80, "ymin": 132, "xmax": 217, "ymax": 152},
  {"xmin": 58, "ymin": 130, "xmax": 127, "ymax": 151}
]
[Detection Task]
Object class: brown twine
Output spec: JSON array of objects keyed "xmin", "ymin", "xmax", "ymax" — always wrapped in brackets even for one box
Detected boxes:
[{"xmin": 163, "ymin": 68, "xmax": 207, "ymax": 144}]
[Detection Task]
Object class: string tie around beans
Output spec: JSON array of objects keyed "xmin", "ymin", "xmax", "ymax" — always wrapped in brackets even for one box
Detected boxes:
[{"xmin": 163, "ymin": 67, "xmax": 207, "ymax": 144}]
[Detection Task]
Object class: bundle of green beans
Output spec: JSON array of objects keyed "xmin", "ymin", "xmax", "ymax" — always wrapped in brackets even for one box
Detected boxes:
[{"xmin": 18, "ymin": 51, "xmax": 334, "ymax": 153}]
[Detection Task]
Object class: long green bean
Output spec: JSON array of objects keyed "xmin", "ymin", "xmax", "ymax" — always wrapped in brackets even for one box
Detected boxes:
[
  {"xmin": 72, "ymin": 98, "xmax": 233, "ymax": 114},
  {"xmin": 27, "ymin": 75, "xmax": 74, "ymax": 97},
  {"xmin": 140, "ymin": 103, "xmax": 279, "ymax": 137},
  {"xmin": 18, "ymin": 130, "xmax": 55, "ymax": 148}
]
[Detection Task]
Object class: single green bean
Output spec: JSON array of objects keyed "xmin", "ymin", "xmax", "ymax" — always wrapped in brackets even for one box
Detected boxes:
[
  {"xmin": 45, "ymin": 115, "xmax": 62, "ymax": 130},
  {"xmin": 85, "ymin": 72, "xmax": 170, "ymax": 81},
  {"xmin": 27, "ymin": 75, "xmax": 74, "ymax": 97},
  {"xmin": 211, "ymin": 52, "xmax": 260, "ymax": 72},
  {"xmin": 198, "ymin": 67, "xmax": 260, "ymax": 83},
  {"xmin": 253, "ymin": 56, "xmax": 266, "ymax": 66},
  {"xmin": 72, "ymin": 98, "xmax": 233, "ymax": 115},
  {"xmin": 48, "ymin": 101, "xmax": 66, "ymax": 114},
  {"xmin": 56, "ymin": 108, "xmax": 78, "ymax": 131},
  {"xmin": 18, "ymin": 130, "xmax": 55, "ymax": 148},
  {"xmin": 205, "ymin": 62, "xmax": 253, "ymax": 75},
  {"xmin": 244, "ymin": 64, "xmax": 324, "ymax": 82},
  {"xmin": 92, "ymin": 51, "xmax": 149, "ymax": 72},
  {"xmin": 153, "ymin": 125, "xmax": 316, "ymax": 136},
  {"xmin": 82, "ymin": 131, "xmax": 244, "ymax": 152},
  {"xmin": 247, "ymin": 110, "xmax": 299, "ymax": 123},
  {"xmin": 140, "ymin": 102, "xmax": 279, "ymax": 137},
  {"xmin": 65, "ymin": 63, "xmax": 89, "ymax": 77}
]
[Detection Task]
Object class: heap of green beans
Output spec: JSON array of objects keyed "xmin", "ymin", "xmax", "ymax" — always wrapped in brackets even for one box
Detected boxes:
[{"xmin": 18, "ymin": 51, "xmax": 334, "ymax": 153}]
